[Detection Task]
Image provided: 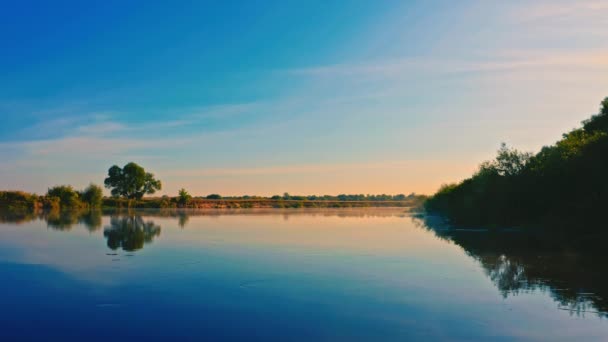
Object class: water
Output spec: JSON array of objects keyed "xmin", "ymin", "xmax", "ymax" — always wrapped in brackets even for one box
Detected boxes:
[{"xmin": 0, "ymin": 208, "xmax": 606, "ymax": 341}]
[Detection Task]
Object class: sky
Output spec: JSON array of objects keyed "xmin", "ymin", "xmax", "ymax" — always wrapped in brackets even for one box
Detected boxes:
[{"xmin": 1, "ymin": 0, "xmax": 607, "ymax": 196}]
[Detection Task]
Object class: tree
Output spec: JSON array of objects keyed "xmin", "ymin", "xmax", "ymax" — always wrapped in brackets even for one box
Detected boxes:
[
  {"xmin": 424, "ymin": 96, "xmax": 608, "ymax": 227},
  {"xmin": 206, "ymin": 194, "xmax": 221, "ymax": 199},
  {"xmin": 478, "ymin": 143, "xmax": 532, "ymax": 177},
  {"xmin": 80, "ymin": 183, "xmax": 103, "ymax": 207},
  {"xmin": 583, "ymin": 96, "xmax": 608, "ymax": 133},
  {"xmin": 47, "ymin": 185, "xmax": 82, "ymax": 208},
  {"xmin": 104, "ymin": 162, "xmax": 162, "ymax": 199},
  {"xmin": 178, "ymin": 188, "xmax": 192, "ymax": 205}
]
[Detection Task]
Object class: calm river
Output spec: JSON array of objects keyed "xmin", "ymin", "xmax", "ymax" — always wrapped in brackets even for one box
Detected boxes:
[{"xmin": 0, "ymin": 208, "xmax": 606, "ymax": 340}]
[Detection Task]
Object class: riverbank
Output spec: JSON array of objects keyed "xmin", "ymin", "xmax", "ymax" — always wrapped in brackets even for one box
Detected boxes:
[
  {"xmin": 1, "ymin": 190, "xmax": 426, "ymax": 210},
  {"xmin": 103, "ymin": 197, "xmax": 423, "ymax": 209}
]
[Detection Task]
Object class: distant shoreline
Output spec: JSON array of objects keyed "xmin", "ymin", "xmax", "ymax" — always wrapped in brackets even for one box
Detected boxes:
[
  {"xmin": 1, "ymin": 190, "xmax": 426, "ymax": 211},
  {"xmin": 102, "ymin": 198, "xmax": 422, "ymax": 209}
]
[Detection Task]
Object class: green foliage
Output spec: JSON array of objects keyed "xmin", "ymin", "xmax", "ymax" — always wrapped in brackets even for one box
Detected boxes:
[
  {"xmin": 41, "ymin": 196, "xmax": 61, "ymax": 210},
  {"xmin": 582, "ymin": 96, "xmax": 608, "ymax": 133},
  {"xmin": 178, "ymin": 188, "xmax": 192, "ymax": 205},
  {"xmin": 104, "ymin": 162, "xmax": 162, "ymax": 199},
  {"xmin": 80, "ymin": 184, "xmax": 103, "ymax": 207},
  {"xmin": 0, "ymin": 191, "xmax": 40, "ymax": 210},
  {"xmin": 47, "ymin": 185, "xmax": 83, "ymax": 208},
  {"xmin": 206, "ymin": 194, "xmax": 222, "ymax": 199},
  {"xmin": 425, "ymin": 96, "xmax": 608, "ymax": 227},
  {"xmin": 160, "ymin": 195, "xmax": 175, "ymax": 208},
  {"xmin": 490, "ymin": 143, "xmax": 532, "ymax": 176}
]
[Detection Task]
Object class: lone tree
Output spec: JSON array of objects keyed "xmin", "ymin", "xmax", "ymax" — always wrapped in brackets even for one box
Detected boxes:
[
  {"xmin": 178, "ymin": 188, "xmax": 192, "ymax": 205},
  {"xmin": 104, "ymin": 162, "xmax": 162, "ymax": 199}
]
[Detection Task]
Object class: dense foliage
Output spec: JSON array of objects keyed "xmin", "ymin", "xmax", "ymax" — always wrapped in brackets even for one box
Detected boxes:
[
  {"xmin": 104, "ymin": 162, "xmax": 162, "ymax": 199},
  {"xmin": 47, "ymin": 185, "xmax": 82, "ymax": 208},
  {"xmin": 0, "ymin": 191, "xmax": 42, "ymax": 211},
  {"xmin": 0, "ymin": 183, "xmax": 104, "ymax": 211},
  {"xmin": 178, "ymin": 188, "xmax": 192, "ymax": 205},
  {"xmin": 80, "ymin": 184, "xmax": 103, "ymax": 208},
  {"xmin": 425, "ymin": 97, "xmax": 608, "ymax": 227}
]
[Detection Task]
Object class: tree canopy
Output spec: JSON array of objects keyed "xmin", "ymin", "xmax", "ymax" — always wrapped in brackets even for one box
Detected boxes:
[
  {"xmin": 80, "ymin": 183, "xmax": 103, "ymax": 207},
  {"xmin": 425, "ymin": 96, "xmax": 608, "ymax": 227},
  {"xmin": 178, "ymin": 188, "xmax": 192, "ymax": 205},
  {"xmin": 47, "ymin": 185, "xmax": 81, "ymax": 208},
  {"xmin": 104, "ymin": 162, "xmax": 162, "ymax": 199}
]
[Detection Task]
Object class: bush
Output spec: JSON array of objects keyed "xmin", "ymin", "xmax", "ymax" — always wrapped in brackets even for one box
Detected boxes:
[
  {"xmin": 47, "ymin": 185, "xmax": 83, "ymax": 208},
  {"xmin": 80, "ymin": 184, "xmax": 103, "ymax": 208}
]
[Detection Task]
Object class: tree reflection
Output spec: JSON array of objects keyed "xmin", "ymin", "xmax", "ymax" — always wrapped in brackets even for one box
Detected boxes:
[
  {"xmin": 415, "ymin": 215, "xmax": 608, "ymax": 317},
  {"xmin": 0, "ymin": 209, "xmax": 40, "ymax": 224},
  {"xmin": 42, "ymin": 209, "xmax": 103, "ymax": 231},
  {"xmin": 103, "ymin": 215, "xmax": 161, "ymax": 251},
  {"xmin": 178, "ymin": 212, "xmax": 189, "ymax": 228},
  {"xmin": 45, "ymin": 209, "xmax": 81, "ymax": 230},
  {"xmin": 0, "ymin": 208, "xmax": 103, "ymax": 231},
  {"xmin": 80, "ymin": 210, "xmax": 102, "ymax": 232}
]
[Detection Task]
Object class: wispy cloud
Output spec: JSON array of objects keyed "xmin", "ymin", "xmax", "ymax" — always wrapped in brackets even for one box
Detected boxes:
[
  {"xmin": 512, "ymin": 0, "xmax": 608, "ymax": 21},
  {"xmin": 288, "ymin": 50, "xmax": 608, "ymax": 78}
]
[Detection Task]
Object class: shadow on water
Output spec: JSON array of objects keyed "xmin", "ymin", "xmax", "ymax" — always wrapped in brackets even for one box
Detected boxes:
[{"xmin": 414, "ymin": 214, "xmax": 608, "ymax": 318}]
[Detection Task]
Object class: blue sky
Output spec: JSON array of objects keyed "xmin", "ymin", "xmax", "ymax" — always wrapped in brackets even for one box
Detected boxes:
[{"xmin": 1, "ymin": 0, "xmax": 607, "ymax": 195}]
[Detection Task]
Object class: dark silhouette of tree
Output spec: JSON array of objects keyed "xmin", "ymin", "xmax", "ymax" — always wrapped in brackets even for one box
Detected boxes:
[
  {"xmin": 583, "ymin": 97, "xmax": 608, "ymax": 133},
  {"xmin": 104, "ymin": 162, "xmax": 161, "ymax": 199},
  {"xmin": 425, "ymin": 96, "xmax": 608, "ymax": 228}
]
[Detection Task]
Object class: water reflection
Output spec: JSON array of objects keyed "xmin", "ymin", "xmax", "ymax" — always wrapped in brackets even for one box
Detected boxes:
[
  {"xmin": 415, "ymin": 214, "xmax": 608, "ymax": 318},
  {"xmin": 0, "ymin": 209, "xmax": 39, "ymax": 224},
  {"xmin": 0, "ymin": 208, "xmax": 103, "ymax": 231},
  {"xmin": 103, "ymin": 215, "xmax": 161, "ymax": 251},
  {"xmin": 45, "ymin": 210, "xmax": 86, "ymax": 231},
  {"xmin": 3, "ymin": 207, "xmax": 607, "ymax": 320}
]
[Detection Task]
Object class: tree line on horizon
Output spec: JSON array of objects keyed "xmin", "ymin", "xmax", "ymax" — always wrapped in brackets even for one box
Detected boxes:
[
  {"xmin": 1, "ymin": 161, "xmax": 421, "ymax": 210},
  {"xmin": 424, "ymin": 96, "xmax": 608, "ymax": 229}
]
